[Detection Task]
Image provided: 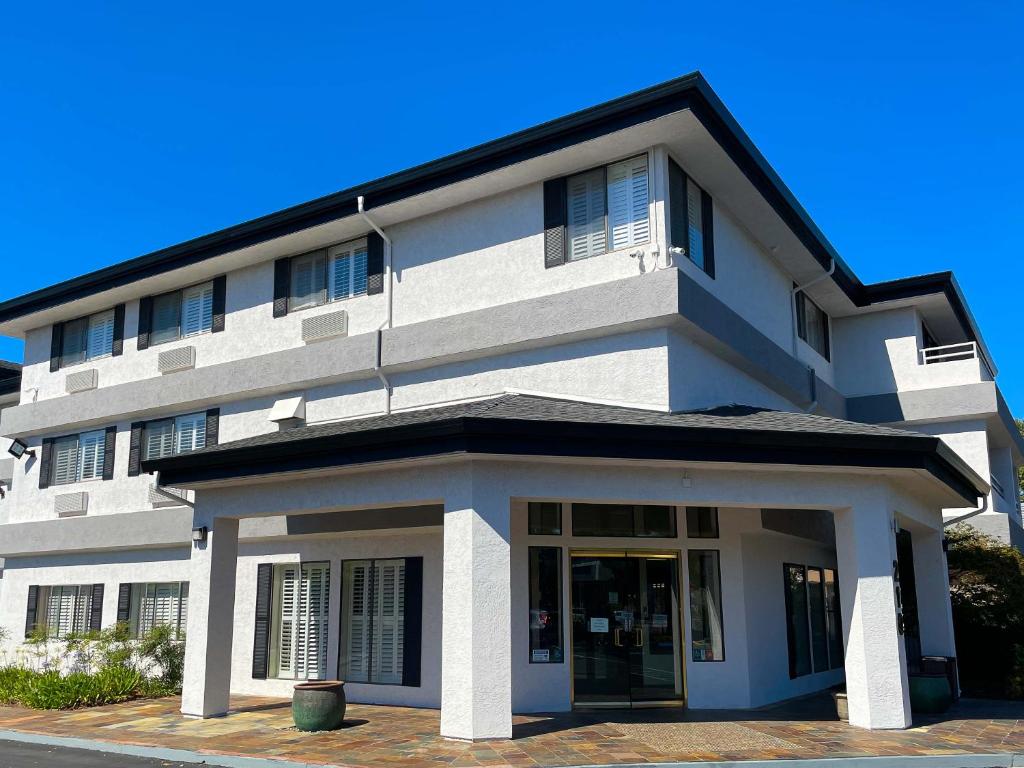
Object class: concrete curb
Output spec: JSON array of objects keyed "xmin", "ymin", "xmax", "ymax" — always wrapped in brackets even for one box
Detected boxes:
[
  {"xmin": 0, "ymin": 729, "xmax": 1020, "ymax": 768},
  {"xmin": 0, "ymin": 729, "xmax": 341, "ymax": 768}
]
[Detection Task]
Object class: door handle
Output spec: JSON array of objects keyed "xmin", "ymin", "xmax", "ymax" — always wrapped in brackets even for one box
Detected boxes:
[
  {"xmin": 614, "ymin": 628, "xmax": 624, "ymax": 647},
  {"xmin": 634, "ymin": 628, "xmax": 643, "ymax": 647}
]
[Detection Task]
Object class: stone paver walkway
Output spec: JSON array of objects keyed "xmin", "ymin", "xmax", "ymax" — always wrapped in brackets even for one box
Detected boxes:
[{"xmin": 0, "ymin": 694, "xmax": 1021, "ymax": 766}]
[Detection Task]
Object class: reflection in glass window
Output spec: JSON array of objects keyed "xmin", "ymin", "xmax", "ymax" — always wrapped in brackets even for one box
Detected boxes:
[
  {"xmin": 685, "ymin": 507, "xmax": 719, "ymax": 538},
  {"xmin": 528, "ymin": 502, "xmax": 562, "ymax": 535},
  {"xmin": 528, "ymin": 547, "xmax": 563, "ymax": 663},
  {"xmin": 688, "ymin": 550, "xmax": 724, "ymax": 661},
  {"xmin": 785, "ymin": 563, "xmax": 843, "ymax": 678},
  {"xmin": 572, "ymin": 504, "xmax": 676, "ymax": 538}
]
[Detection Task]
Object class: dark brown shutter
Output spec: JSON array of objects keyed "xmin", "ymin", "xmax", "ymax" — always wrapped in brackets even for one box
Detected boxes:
[
  {"xmin": 211, "ymin": 275, "xmax": 227, "ymax": 333},
  {"xmin": 25, "ymin": 586, "xmax": 40, "ymax": 637},
  {"xmin": 137, "ymin": 296, "xmax": 153, "ymax": 350},
  {"xmin": 89, "ymin": 584, "xmax": 104, "ymax": 632},
  {"xmin": 127, "ymin": 422, "xmax": 145, "ymax": 477},
  {"xmin": 668, "ymin": 158, "xmax": 688, "ymax": 251},
  {"xmin": 402, "ymin": 556, "xmax": 423, "ymax": 687},
  {"xmin": 795, "ymin": 291, "xmax": 807, "ymax": 342},
  {"xmin": 701, "ymin": 188, "xmax": 715, "ymax": 279},
  {"xmin": 543, "ymin": 178, "xmax": 567, "ymax": 268},
  {"xmin": 111, "ymin": 304, "xmax": 126, "ymax": 356},
  {"xmin": 822, "ymin": 314, "xmax": 831, "ymax": 361},
  {"xmin": 49, "ymin": 324, "xmax": 64, "ymax": 372},
  {"xmin": 205, "ymin": 408, "xmax": 220, "ymax": 447},
  {"xmin": 366, "ymin": 231, "xmax": 385, "ymax": 295},
  {"xmin": 252, "ymin": 563, "xmax": 274, "ymax": 679},
  {"xmin": 38, "ymin": 438, "xmax": 54, "ymax": 489},
  {"xmin": 116, "ymin": 584, "xmax": 133, "ymax": 625},
  {"xmin": 102, "ymin": 426, "xmax": 117, "ymax": 480},
  {"xmin": 273, "ymin": 258, "xmax": 291, "ymax": 318}
]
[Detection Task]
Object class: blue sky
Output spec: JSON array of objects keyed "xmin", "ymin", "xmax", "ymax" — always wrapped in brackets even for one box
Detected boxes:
[{"xmin": 2, "ymin": 2, "xmax": 1021, "ymax": 411}]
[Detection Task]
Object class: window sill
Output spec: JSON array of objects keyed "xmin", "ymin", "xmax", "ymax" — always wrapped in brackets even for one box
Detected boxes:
[
  {"xmin": 564, "ymin": 238, "xmax": 653, "ymax": 266},
  {"xmin": 286, "ymin": 292, "xmax": 369, "ymax": 316},
  {"xmin": 59, "ymin": 353, "xmax": 112, "ymax": 372}
]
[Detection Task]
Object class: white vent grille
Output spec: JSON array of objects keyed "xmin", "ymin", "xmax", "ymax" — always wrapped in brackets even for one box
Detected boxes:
[
  {"xmin": 148, "ymin": 485, "xmax": 189, "ymax": 508},
  {"xmin": 302, "ymin": 310, "xmax": 348, "ymax": 343},
  {"xmin": 54, "ymin": 491, "xmax": 89, "ymax": 517},
  {"xmin": 65, "ymin": 368, "xmax": 98, "ymax": 393},
  {"xmin": 158, "ymin": 345, "xmax": 196, "ymax": 374}
]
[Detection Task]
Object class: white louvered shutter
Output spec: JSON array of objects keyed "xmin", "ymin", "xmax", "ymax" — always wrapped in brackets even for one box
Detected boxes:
[
  {"xmin": 181, "ymin": 283, "xmax": 214, "ymax": 337},
  {"xmin": 296, "ymin": 563, "xmax": 329, "ymax": 680},
  {"xmin": 174, "ymin": 413, "xmax": 207, "ymax": 454},
  {"xmin": 139, "ymin": 583, "xmax": 157, "ymax": 636},
  {"xmin": 352, "ymin": 247, "xmax": 368, "ymax": 295},
  {"xmin": 144, "ymin": 420, "xmax": 175, "ymax": 460},
  {"xmin": 607, "ymin": 156, "xmax": 650, "ymax": 251},
  {"xmin": 371, "ymin": 560, "xmax": 405, "ymax": 685},
  {"xmin": 344, "ymin": 561, "xmax": 371, "ymax": 683},
  {"xmin": 275, "ymin": 565, "xmax": 300, "ymax": 678},
  {"xmin": 77, "ymin": 430, "xmax": 105, "ymax": 481},
  {"xmin": 52, "ymin": 436, "xmax": 80, "ymax": 485},
  {"xmin": 74, "ymin": 587, "xmax": 92, "ymax": 634},
  {"xmin": 686, "ymin": 178, "xmax": 705, "ymax": 270},
  {"xmin": 86, "ymin": 310, "xmax": 115, "ymax": 360},
  {"xmin": 566, "ymin": 168, "xmax": 606, "ymax": 261}
]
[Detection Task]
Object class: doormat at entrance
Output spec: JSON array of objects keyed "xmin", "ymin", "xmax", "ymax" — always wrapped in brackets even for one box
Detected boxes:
[{"xmin": 612, "ymin": 721, "xmax": 800, "ymax": 752}]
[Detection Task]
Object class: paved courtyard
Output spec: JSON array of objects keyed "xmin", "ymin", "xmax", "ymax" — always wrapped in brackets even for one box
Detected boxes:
[{"xmin": 0, "ymin": 694, "xmax": 1022, "ymax": 766}]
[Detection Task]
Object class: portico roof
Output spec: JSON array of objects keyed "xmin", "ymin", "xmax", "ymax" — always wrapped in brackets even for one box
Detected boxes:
[{"xmin": 145, "ymin": 393, "xmax": 987, "ymax": 504}]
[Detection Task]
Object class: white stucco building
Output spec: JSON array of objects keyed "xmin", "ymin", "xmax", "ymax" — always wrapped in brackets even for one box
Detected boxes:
[{"xmin": 0, "ymin": 73, "xmax": 1019, "ymax": 740}]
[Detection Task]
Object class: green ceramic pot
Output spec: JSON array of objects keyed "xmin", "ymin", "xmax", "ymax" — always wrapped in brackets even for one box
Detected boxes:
[
  {"xmin": 909, "ymin": 674, "xmax": 952, "ymax": 714},
  {"xmin": 292, "ymin": 681, "xmax": 346, "ymax": 732}
]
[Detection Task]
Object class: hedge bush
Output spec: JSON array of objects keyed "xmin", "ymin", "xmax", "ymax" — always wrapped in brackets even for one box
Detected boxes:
[{"xmin": 0, "ymin": 622, "xmax": 185, "ymax": 710}]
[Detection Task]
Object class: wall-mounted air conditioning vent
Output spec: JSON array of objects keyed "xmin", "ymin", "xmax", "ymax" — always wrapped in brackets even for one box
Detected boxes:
[
  {"xmin": 158, "ymin": 346, "xmax": 196, "ymax": 374},
  {"xmin": 55, "ymin": 491, "xmax": 89, "ymax": 517},
  {"xmin": 149, "ymin": 485, "xmax": 189, "ymax": 508},
  {"xmin": 65, "ymin": 368, "xmax": 98, "ymax": 394},
  {"xmin": 302, "ymin": 310, "xmax": 348, "ymax": 343}
]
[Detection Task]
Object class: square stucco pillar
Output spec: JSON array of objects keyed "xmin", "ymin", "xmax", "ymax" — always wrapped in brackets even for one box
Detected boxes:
[
  {"xmin": 440, "ymin": 466, "xmax": 512, "ymax": 740},
  {"xmin": 181, "ymin": 516, "xmax": 239, "ymax": 718},
  {"xmin": 834, "ymin": 503, "xmax": 912, "ymax": 729},
  {"xmin": 911, "ymin": 527, "xmax": 958, "ymax": 661}
]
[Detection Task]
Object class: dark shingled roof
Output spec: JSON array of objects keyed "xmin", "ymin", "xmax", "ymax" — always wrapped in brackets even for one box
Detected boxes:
[{"xmin": 147, "ymin": 394, "xmax": 986, "ymax": 503}]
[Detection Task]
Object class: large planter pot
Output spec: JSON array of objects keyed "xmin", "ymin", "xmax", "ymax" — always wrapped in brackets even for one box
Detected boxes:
[
  {"xmin": 909, "ymin": 673, "xmax": 952, "ymax": 715},
  {"xmin": 833, "ymin": 691, "xmax": 849, "ymax": 722},
  {"xmin": 292, "ymin": 681, "xmax": 346, "ymax": 732}
]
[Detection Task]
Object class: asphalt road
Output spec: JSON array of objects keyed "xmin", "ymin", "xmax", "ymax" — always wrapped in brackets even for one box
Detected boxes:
[{"xmin": 0, "ymin": 740, "xmax": 192, "ymax": 767}]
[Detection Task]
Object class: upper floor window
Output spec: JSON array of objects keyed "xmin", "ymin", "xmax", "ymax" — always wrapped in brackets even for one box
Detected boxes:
[
  {"xmin": 289, "ymin": 239, "xmax": 369, "ymax": 311},
  {"xmin": 51, "ymin": 429, "xmax": 107, "ymax": 485},
  {"xmin": 565, "ymin": 155, "xmax": 650, "ymax": 261},
  {"xmin": 151, "ymin": 282, "xmax": 214, "ymax": 345},
  {"xmin": 668, "ymin": 157, "xmax": 715, "ymax": 277},
  {"xmin": 50, "ymin": 306, "xmax": 125, "ymax": 371},
  {"xmin": 796, "ymin": 292, "xmax": 830, "ymax": 361},
  {"xmin": 143, "ymin": 412, "xmax": 207, "ymax": 460},
  {"xmin": 137, "ymin": 277, "xmax": 225, "ymax": 351}
]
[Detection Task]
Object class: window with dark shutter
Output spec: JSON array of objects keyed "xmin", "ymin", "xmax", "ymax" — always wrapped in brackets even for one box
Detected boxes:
[
  {"xmin": 102, "ymin": 427, "xmax": 117, "ymax": 480},
  {"xmin": 252, "ymin": 563, "xmax": 274, "ymax": 679},
  {"xmin": 211, "ymin": 275, "xmax": 227, "ymax": 333},
  {"xmin": 273, "ymin": 258, "xmax": 291, "ymax": 318},
  {"xmin": 90, "ymin": 584, "xmax": 105, "ymax": 632},
  {"xmin": 205, "ymin": 409, "xmax": 220, "ymax": 447},
  {"xmin": 116, "ymin": 584, "xmax": 133, "ymax": 625},
  {"xmin": 112, "ymin": 304, "xmax": 126, "ymax": 356},
  {"xmin": 38, "ymin": 439, "xmax": 54, "ymax": 490},
  {"xmin": 49, "ymin": 324, "xmax": 64, "ymax": 372},
  {"xmin": 543, "ymin": 178, "xmax": 567, "ymax": 268},
  {"xmin": 127, "ymin": 422, "xmax": 144, "ymax": 477},
  {"xmin": 366, "ymin": 232, "xmax": 385, "ymax": 295},
  {"xmin": 137, "ymin": 296, "xmax": 153, "ymax": 350},
  {"xmin": 25, "ymin": 585, "xmax": 40, "ymax": 637}
]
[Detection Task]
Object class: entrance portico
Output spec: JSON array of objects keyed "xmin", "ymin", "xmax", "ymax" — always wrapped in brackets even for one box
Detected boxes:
[{"xmin": 145, "ymin": 394, "xmax": 983, "ymax": 740}]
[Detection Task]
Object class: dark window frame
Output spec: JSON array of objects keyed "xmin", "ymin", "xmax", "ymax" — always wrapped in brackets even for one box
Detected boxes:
[
  {"xmin": 147, "ymin": 279, "xmax": 215, "ymax": 347},
  {"xmin": 527, "ymin": 546, "xmax": 564, "ymax": 664},
  {"xmin": 56, "ymin": 308, "xmax": 117, "ymax": 369},
  {"xmin": 688, "ymin": 548, "xmax": 725, "ymax": 662},
  {"xmin": 784, "ymin": 562, "xmax": 843, "ymax": 679},
  {"xmin": 287, "ymin": 238, "xmax": 369, "ymax": 313},
  {"xmin": 795, "ymin": 292, "xmax": 831, "ymax": 361},
  {"xmin": 571, "ymin": 503, "xmax": 677, "ymax": 538},
  {"xmin": 685, "ymin": 507, "xmax": 719, "ymax": 539},
  {"xmin": 527, "ymin": 502, "xmax": 563, "ymax": 535},
  {"xmin": 668, "ymin": 155, "xmax": 715, "ymax": 278}
]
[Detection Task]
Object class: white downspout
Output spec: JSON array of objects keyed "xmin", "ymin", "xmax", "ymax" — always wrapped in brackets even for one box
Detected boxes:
[{"xmin": 358, "ymin": 195, "xmax": 394, "ymax": 415}]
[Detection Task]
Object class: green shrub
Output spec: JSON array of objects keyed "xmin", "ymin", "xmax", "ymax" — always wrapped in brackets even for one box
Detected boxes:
[{"xmin": 137, "ymin": 625, "xmax": 185, "ymax": 692}]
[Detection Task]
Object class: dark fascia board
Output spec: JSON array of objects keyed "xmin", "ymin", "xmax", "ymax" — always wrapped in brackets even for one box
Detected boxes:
[
  {"xmin": 0, "ymin": 72, "xmax": 873, "ymax": 325},
  {"xmin": 862, "ymin": 270, "xmax": 984, "ymax": 349},
  {"xmin": 0, "ymin": 362, "xmax": 20, "ymax": 396},
  {"xmin": 148, "ymin": 416, "xmax": 984, "ymax": 505}
]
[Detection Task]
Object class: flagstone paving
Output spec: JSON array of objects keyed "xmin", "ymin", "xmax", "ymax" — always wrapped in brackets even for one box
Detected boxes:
[{"xmin": 0, "ymin": 694, "xmax": 1022, "ymax": 766}]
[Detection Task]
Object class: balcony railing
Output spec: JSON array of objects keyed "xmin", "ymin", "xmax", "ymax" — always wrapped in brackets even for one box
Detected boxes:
[{"xmin": 921, "ymin": 341, "xmax": 994, "ymax": 378}]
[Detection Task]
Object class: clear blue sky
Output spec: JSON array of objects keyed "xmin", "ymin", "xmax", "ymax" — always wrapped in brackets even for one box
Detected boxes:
[{"xmin": 2, "ymin": 3, "xmax": 1021, "ymax": 411}]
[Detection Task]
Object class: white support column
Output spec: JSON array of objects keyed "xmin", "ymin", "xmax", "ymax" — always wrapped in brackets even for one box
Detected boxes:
[
  {"xmin": 911, "ymin": 527, "xmax": 958, "ymax": 661},
  {"xmin": 181, "ymin": 516, "xmax": 239, "ymax": 718},
  {"xmin": 834, "ymin": 503, "xmax": 912, "ymax": 729},
  {"xmin": 440, "ymin": 465, "xmax": 512, "ymax": 740}
]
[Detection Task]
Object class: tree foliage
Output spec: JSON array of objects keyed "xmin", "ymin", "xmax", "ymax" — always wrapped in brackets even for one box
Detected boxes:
[{"xmin": 946, "ymin": 524, "xmax": 1024, "ymax": 697}]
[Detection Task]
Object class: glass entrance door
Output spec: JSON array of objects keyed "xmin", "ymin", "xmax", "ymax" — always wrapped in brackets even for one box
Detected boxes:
[{"xmin": 571, "ymin": 552, "xmax": 683, "ymax": 707}]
